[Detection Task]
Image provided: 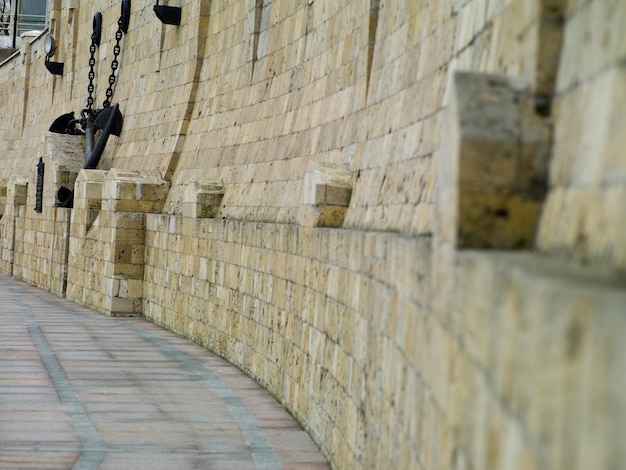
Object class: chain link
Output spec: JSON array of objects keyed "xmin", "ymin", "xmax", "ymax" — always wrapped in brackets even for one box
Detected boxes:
[
  {"xmin": 86, "ymin": 42, "xmax": 97, "ymax": 112},
  {"xmin": 103, "ymin": 20, "xmax": 124, "ymax": 109},
  {"xmin": 79, "ymin": 9, "xmax": 126, "ymax": 132}
]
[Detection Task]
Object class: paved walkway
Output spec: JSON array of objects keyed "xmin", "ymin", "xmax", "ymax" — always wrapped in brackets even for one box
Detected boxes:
[{"xmin": 0, "ymin": 274, "xmax": 328, "ymax": 469}]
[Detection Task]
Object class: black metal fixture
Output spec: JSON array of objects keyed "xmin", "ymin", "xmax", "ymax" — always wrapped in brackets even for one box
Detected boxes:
[
  {"xmin": 44, "ymin": 34, "xmax": 64, "ymax": 75},
  {"xmin": 120, "ymin": 0, "xmax": 132, "ymax": 34},
  {"xmin": 35, "ymin": 157, "xmax": 44, "ymax": 213},
  {"xmin": 92, "ymin": 12, "xmax": 103, "ymax": 47},
  {"xmin": 48, "ymin": 3, "xmax": 130, "ymax": 208},
  {"xmin": 154, "ymin": 0, "xmax": 182, "ymax": 26}
]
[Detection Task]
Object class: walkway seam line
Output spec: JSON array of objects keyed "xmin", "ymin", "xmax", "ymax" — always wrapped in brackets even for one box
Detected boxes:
[
  {"xmin": 10, "ymin": 283, "xmax": 107, "ymax": 470},
  {"xmin": 120, "ymin": 319, "xmax": 281, "ymax": 470},
  {"xmin": 4, "ymin": 276, "xmax": 283, "ymax": 470}
]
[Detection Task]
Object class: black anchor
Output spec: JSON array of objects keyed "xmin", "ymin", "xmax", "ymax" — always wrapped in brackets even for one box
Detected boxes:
[{"xmin": 48, "ymin": 2, "xmax": 130, "ymax": 208}]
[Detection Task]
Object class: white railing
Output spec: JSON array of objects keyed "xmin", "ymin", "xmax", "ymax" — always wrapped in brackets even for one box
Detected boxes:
[
  {"xmin": 1, "ymin": 0, "xmax": 48, "ymax": 50},
  {"xmin": 15, "ymin": 12, "xmax": 47, "ymax": 35}
]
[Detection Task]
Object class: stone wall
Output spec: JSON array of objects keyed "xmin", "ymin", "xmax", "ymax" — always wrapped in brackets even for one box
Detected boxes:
[
  {"xmin": 0, "ymin": 1, "xmax": 625, "ymax": 469},
  {"xmin": 536, "ymin": 0, "xmax": 626, "ymax": 268}
]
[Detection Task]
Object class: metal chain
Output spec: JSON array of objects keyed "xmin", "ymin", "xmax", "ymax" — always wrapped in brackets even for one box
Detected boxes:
[
  {"xmin": 86, "ymin": 41, "xmax": 97, "ymax": 112},
  {"xmin": 103, "ymin": 17, "xmax": 124, "ymax": 109}
]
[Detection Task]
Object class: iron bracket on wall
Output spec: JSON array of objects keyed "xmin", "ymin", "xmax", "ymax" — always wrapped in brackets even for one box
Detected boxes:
[
  {"xmin": 154, "ymin": 0, "xmax": 181, "ymax": 25},
  {"xmin": 35, "ymin": 157, "xmax": 44, "ymax": 213}
]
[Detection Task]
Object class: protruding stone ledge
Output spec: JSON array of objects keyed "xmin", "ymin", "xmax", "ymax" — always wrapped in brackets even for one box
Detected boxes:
[
  {"xmin": 75, "ymin": 170, "xmax": 106, "ymax": 206},
  {"xmin": 74, "ymin": 170, "xmax": 107, "ymax": 230},
  {"xmin": 182, "ymin": 180, "xmax": 225, "ymax": 218},
  {"xmin": 301, "ymin": 162, "xmax": 353, "ymax": 227},
  {"xmin": 8, "ymin": 175, "xmax": 28, "ymax": 206},
  {"xmin": 103, "ymin": 169, "xmax": 169, "ymax": 213},
  {"xmin": 96, "ymin": 170, "xmax": 169, "ymax": 317},
  {"xmin": 437, "ymin": 71, "xmax": 551, "ymax": 249}
]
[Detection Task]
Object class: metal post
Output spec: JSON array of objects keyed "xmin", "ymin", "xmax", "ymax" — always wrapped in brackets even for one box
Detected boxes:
[{"xmin": 11, "ymin": 0, "xmax": 18, "ymax": 48}]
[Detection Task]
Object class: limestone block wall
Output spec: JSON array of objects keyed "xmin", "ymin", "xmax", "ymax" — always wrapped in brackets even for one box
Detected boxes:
[
  {"xmin": 102, "ymin": 0, "xmax": 212, "ymax": 176},
  {"xmin": 143, "ymin": 215, "xmax": 434, "ymax": 468},
  {"xmin": 161, "ymin": 0, "xmax": 561, "ymax": 233},
  {"xmin": 436, "ymin": 251, "xmax": 626, "ymax": 470},
  {"xmin": 0, "ymin": 30, "xmax": 51, "ymax": 181},
  {"xmin": 66, "ymin": 170, "xmax": 108, "ymax": 311},
  {"xmin": 12, "ymin": 206, "xmax": 72, "ymax": 297},
  {"xmin": 537, "ymin": 0, "xmax": 626, "ymax": 268},
  {"xmin": 67, "ymin": 169, "xmax": 168, "ymax": 316},
  {"xmin": 0, "ymin": 176, "xmax": 28, "ymax": 274},
  {"xmin": 0, "ymin": 0, "xmax": 624, "ymax": 469},
  {"xmin": 142, "ymin": 212, "xmax": 626, "ymax": 469},
  {"xmin": 5, "ymin": 132, "xmax": 84, "ymax": 295}
]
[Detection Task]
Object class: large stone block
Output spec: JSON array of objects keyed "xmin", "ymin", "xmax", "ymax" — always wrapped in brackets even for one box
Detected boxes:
[
  {"xmin": 438, "ymin": 71, "xmax": 551, "ymax": 249},
  {"xmin": 103, "ymin": 169, "xmax": 169, "ymax": 213},
  {"xmin": 301, "ymin": 162, "xmax": 353, "ymax": 227},
  {"xmin": 43, "ymin": 132, "xmax": 86, "ymax": 208},
  {"xmin": 8, "ymin": 175, "xmax": 28, "ymax": 206},
  {"xmin": 182, "ymin": 180, "xmax": 225, "ymax": 218}
]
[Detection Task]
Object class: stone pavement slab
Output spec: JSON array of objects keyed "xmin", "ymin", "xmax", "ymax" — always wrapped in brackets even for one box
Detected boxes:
[{"xmin": 0, "ymin": 274, "xmax": 328, "ymax": 469}]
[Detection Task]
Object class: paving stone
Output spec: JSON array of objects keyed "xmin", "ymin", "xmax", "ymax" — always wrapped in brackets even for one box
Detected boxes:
[{"xmin": 0, "ymin": 274, "xmax": 328, "ymax": 469}]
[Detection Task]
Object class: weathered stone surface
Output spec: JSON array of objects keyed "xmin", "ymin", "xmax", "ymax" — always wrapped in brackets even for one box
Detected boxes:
[
  {"xmin": 182, "ymin": 180, "xmax": 225, "ymax": 218},
  {"xmin": 0, "ymin": 1, "xmax": 625, "ymax": 470},
  {"xmin": 301, "ymin": 162, "xmax": 352, "ymax": 227},
  {"xmin": 438, "ymin": 71, "xmax": 551, "ymax": 249}
]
